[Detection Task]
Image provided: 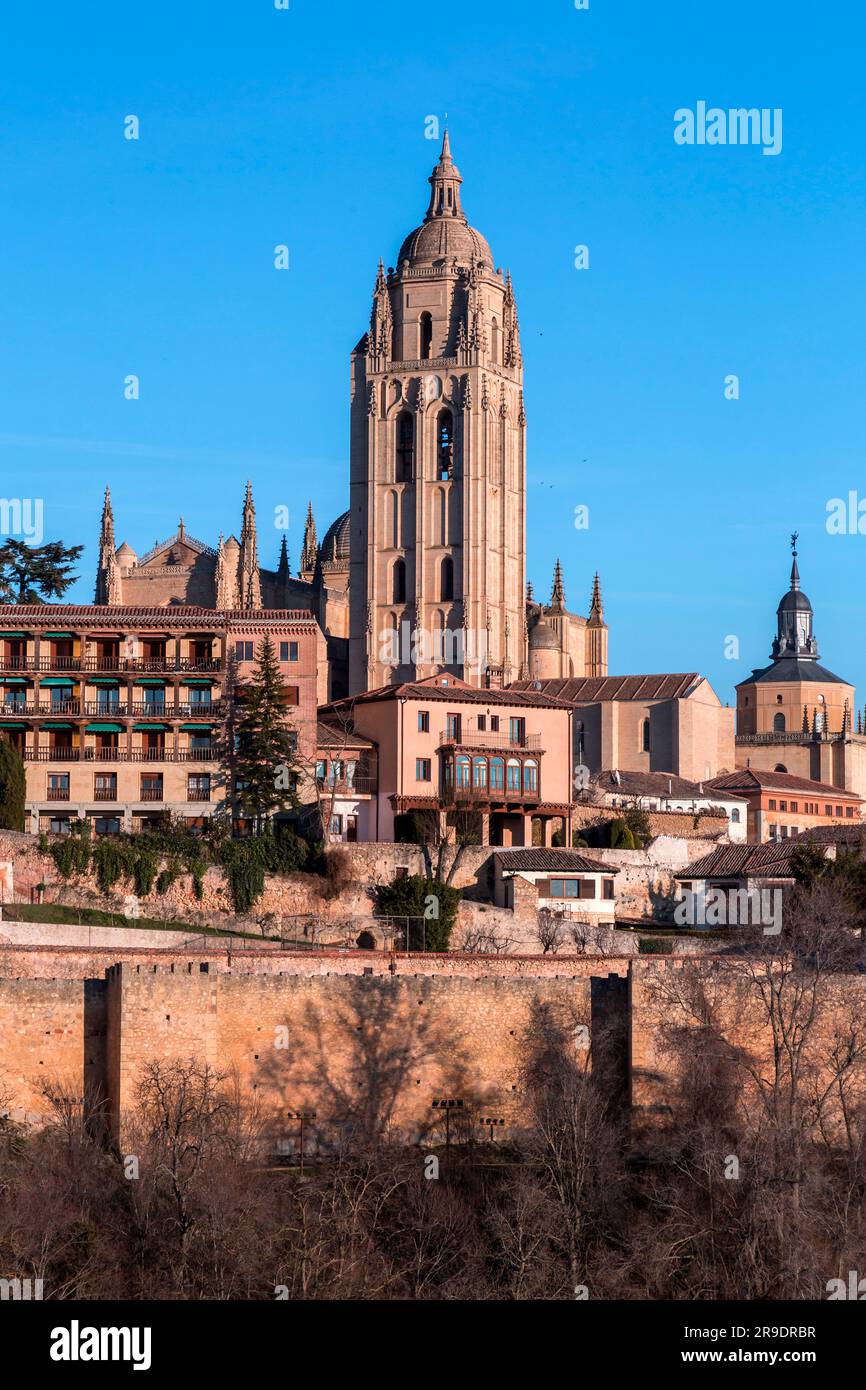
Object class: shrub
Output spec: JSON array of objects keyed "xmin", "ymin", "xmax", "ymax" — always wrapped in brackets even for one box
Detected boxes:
[
  {"xmin": 375, "ymin": 874, "xmax": 461, "ymax": 952},
  {"xmin": 637, "ymin": 936, "xmax": 674, "ymax": 955}
]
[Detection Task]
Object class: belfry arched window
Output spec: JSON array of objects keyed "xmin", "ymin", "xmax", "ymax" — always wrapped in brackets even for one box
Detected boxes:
[
  {"xmin": 396, "ymin": 411, "xmax": 414, "ymax": 482},
  {"xmin": 440, "ymin": 555, "xmax": 454, "ymax": 602},
  {"xmin": 436, "ymin": 410, "xmax": 454, "ymax": 480},
  {"xmin": 392, "ymin": 558, "xmax": 406, "ymax": 605},
  {"xmin": 773, "ymin": 712, "xmax": 786, "ymax": 732},
  {"xmin": 420, "ymin": 313, "xmax": 433, "ymax": 360},
  {"xmin": 642, "ymin": 719, "xmax": 651, "ymax": 753}
]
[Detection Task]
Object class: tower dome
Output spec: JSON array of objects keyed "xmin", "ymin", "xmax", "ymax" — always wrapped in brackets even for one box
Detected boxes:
[
  {"xmin": 321, "ymin": 510, "xmax": 350, "ymax": 566},
  {"xmin": 397, "ymin": 131, "xmax": 494, "ymax": 270}
]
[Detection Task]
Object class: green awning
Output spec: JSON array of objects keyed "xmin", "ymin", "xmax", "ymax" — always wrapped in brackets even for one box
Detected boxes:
[
  {"xmin": 180, "ymin": 678, "xmax": 214, "ymax": 686},
  {"xmin": 133, "ymin": 722, "xmax": 168, "ymax": 731},
  {"xmin": 181, "ymin": 723, "xmax": 214, "ymax": 731},
  {"xmin": 43, "ymin": 632, "xmax": 76, "ymax": 639},
  {"xmin": 0, "ymin": 677, "xmax": 29, "ymax": 685},
  {"xmin": 41, "ymin": 678, "xmax": 78, "ymax": 687},
  {"xmin": 42, "ymin": 722, "xmax": 73, "ymax": 730},
  {"xmin": 134, "ymin": 678, "xmax": 166, "ymax": 687},
  {"xmin": 0, "ymin": 721, "xmax": 27, "ymax": 729},
  {"xmin": 85, "ymin": 722, "xmax": 123, "ymax": 733},
  {"xmin": 0, "ymin": 631, "xmax": 29, "ymax": 638},
  {"xmin": 90, "ymin": 677, "xmax": 120, "ymax": 686}
]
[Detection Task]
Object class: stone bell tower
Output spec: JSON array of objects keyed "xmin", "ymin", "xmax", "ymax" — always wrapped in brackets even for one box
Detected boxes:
[{"xmin": 348, "ymin": 132, "xmax": 526, "ymax": 693}]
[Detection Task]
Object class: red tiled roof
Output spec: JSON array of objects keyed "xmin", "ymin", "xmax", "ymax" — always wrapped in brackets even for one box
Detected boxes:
[
  {"xmin": 324, "ymin": 676, "xmax": 574, "ymax": 711},
  {"xmin": 597, "ymin": 770, "xmax": 747, "ymax": 802},
  {"xmin": 791, "ymin": 823, "xmax": 866, "ymax": 847},
  {"xmin": 0, "ymin": 605, "xmax": 318, "ymax": 628},
  {"xmin": 677, "ymin": 841, "xmax": 799, "ymax": 880},
  {"xmin": 316, "ymin": 719, "xmax": 376, "ymax": 750},
  {"xmin": 707, "ymin": 769, "xmax": 863, "ymax": 801},
  {"xmin": 509, "ymin": 674, "xmax": 703, "ymax": 702},
  {"xmin": 494, "ymin": 848, "xmax": 618, "ymax": 874}
]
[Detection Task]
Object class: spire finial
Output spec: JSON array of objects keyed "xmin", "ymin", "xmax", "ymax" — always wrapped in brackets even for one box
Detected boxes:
[
  {"xmin": 589, "ymin": 571, "xmax": 603, "ymax": 623},
  {"xmin": 789, "ymin": 530, "xmax": 800, "ymax": 592},
  {"xmin": 550, "ymin": 558, "xmax": 565, "ymax": 612}
]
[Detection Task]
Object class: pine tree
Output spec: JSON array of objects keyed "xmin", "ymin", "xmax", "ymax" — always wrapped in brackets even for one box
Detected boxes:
[
  {"xmin": 0, "ymin": 737, "xmax": 26, "ymax": 831},
  {"xmin": 0, "ymin": 539, "xmax": 83, "ymax": 603},
  {"xmin": 231, "ymin": 636, "xmax": 300, "ymax": 833}
]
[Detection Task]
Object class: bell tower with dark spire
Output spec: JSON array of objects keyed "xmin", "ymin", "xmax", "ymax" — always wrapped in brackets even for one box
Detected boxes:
[{"xmin": 349, "ymin": 131, "xmax": 526, "ymax": 692}]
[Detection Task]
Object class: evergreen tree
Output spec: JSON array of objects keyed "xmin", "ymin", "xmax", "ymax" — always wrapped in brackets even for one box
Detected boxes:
[
  {"xmin": 0, "ymin": 539, "xmax": 84, "ymax": 604},
  {"xmin": 0, "ymin": 737, "xmax": 26, "ymax": 831},
  {"xmin": 231, "ymin": 636, "xmax": 300, "ymax": 833}
]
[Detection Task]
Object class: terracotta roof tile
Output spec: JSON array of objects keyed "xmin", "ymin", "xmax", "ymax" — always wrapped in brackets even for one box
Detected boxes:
[
  {"xmin": 509, "ymin": 674, "xmax": 702, "ymax": 702},
  {"xmin": 494, "ymin": 848, "xmax": 619, "ymax": 874},
  {"xmin": 707, "ymin": 769, "xmax": 863, "ymax": 801}
]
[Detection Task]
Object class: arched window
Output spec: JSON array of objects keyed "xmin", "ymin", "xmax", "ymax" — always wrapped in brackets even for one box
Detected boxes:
[
  {"xmin": 440, "ymin": 555, "xmax": 454, "ymax": 602},
  {"xmin": 419, "ymin": 312, "xmax": 433, "ymax": 359},
  {"xmin": 396, "ymin": 411, "xmax": 414, "ymax": 482},
  {"xmin": 392, "ymin": 558, "xmax": 406, "ymax": 604},
  {"xmin": 436, "ymin": 410, "xmax": 454, "ymax": 480},
  {"xmin": 641, "ymin": 719, "xmax": 651, "ymax": 753},
  {"xmin": 774, "ymin": 763, "xmax": 788, "ymax": 773},
  {"xmin": 490, "ymin": 757, "xmax": 504, "ymax": 790},
  {"xmin": 491, "ymin": 317, "xmax": 500, "ymax": 364},
  {"xmin": 506, "ymin": 759, "xmax": 521, "ymax": 791},
  {"xmin": 523, "ymin": 760, "xmax": 538, "ymax": 793},
  {"xmin": 456, "ymin": 756, "xmax": 471, "ymax": 789},
  {"xmin": 773, "ymin": 712, "xmax": 786, "ymax": 732},
  {"xmin": 730, "ymin": 808, "xmax": 740, "ymax": 823},
  {"xmin": 472, "ymin": 757, "xmax": 487, "ymax": 788}
]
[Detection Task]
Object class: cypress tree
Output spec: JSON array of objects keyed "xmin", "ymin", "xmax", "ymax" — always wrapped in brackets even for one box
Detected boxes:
[{"xmin": 0, "ymin": 737, "xmax": 26, "ymax": 831}]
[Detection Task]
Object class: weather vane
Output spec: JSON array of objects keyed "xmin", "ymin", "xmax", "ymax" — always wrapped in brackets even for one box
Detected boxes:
[{"xmin": 791, "ymin": 530, "xmax": 798, "ymax": 556}]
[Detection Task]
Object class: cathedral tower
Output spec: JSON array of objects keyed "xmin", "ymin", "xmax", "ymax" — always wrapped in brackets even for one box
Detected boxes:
[{"xmin": 348, "ymin": 132, "xmax": 526, "ymax": 692}]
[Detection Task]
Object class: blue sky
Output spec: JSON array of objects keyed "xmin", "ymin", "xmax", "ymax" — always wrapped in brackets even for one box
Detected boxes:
[{"xmin": 2, "ymin": 0, "xmax": 865, "ymax": 706}]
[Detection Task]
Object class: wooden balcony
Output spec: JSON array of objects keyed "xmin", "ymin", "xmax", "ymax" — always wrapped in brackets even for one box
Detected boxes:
[{"xmin": 438, "ymin": 729, "xmax": 543, "ymax": 750}]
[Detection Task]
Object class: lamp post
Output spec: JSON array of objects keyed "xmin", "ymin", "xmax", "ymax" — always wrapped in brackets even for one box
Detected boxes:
[
  {"xmin": 479, "ymin": 1116, "xmax": 505, "ymax": 1146},
  {"xmin": 431, "ymin": 1097, "xmax": 463, "ymax": 1150},
  {"xmin": 287, "ymin": 1109, "xmax": 317, "ymax": 1175}
]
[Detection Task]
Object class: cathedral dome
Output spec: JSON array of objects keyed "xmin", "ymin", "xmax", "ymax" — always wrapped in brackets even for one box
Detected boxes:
[
  {"xmin": 398, "ymin": 218, "xmax": 493, "ymax": 270},
  {"xmin": 116, "ymin": 541, "xmax": 137, "ymax": 564},
  {"xmin": 321, "ymin": 510, "xmax": 350, "ymax": 566},
  {"xmin": 397, "ymin": 131, "xmax": 494, "ymax": 272},
  {"xmin": 529, "ymin": 620, "xmax": 559, "ymax": 651}
]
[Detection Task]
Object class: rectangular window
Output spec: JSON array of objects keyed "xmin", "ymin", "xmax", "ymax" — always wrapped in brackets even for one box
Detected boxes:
[
  {"xmin": 188, "ymin": 774, "xmax": 211, "ymax": 799},
  {"xmin": 94, "ymin": 773, "xmax": 117, "ymax": 799},
  {"xmin": 769, "ymin": 824, "xmax": 777, "ymax": 839},
  {"xmin": 315, "ymin": 759, "xmax": 327, "ymax": 781},
  {"xmin": 550, "ymin": 880, "xmax": 564, "ymax": 897},
  {"xmin": 565, "ymin": 879, "xmax": 579, "ymax": 898},
  {"xmin": 446, "ymin": 713, "xmax": 462, "ymax": 742},
  {"xmin": 234, "ymin": 641, "xmax": 253, "ymax": 661},
  {"xmin": 477, "ymin": 715, "xmax": 486, "ymax": 731},
  {"xmin": 279, "ymin": 641, "xmax": 299, "ymax": 662},
  {"xmin": 509, "ymin": 717, "xmax": 525, "ymax": 745},
  {"xmin": 790, "ymin": 801, "xmax": 798, "ymax": 813},
  {"xmin": 329, "ymin": 814, "xmax": 343, "ymax": 835},
  {"xmin": 490, "ymin": 716, "xmax": 500, "ymax": 732},
  {"xmin": 779, "ymin": 801, "xmax": 787, "ymax": 812},
  {"xmin": 846, "ymin": 806, "xmax": 854, "ymax": 818},
  {"xmin": 836, "ymin": 805, "xmax": 843, "ymax": 817},
  {"xmin": 602, "ymin": 879, "xmax": 614, "ymax": 900},
  {"xmin": 825, "ymin": 804, "xmax": 832, "ymax": 816},
  {"xmin": 141, "ymin": 774, "xmax": 163, "ymax": 800},
  {"xmin": 47, "ymin": 773, "xmax": 69, "ymax": 799},
  {"xmin": 580, "ymin": 879, "xmax": 597, "ymax": 898},
  {"xmin": 768, "ymin": 799, "xmax": 776, "ymax": 810},
  {"xmin": 417, "ymin": 710, "xmax": 429, "ymax": 733},
  {"xmin": 416, "ymin": 758, "xmax": 431, "ymax": 782}
]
